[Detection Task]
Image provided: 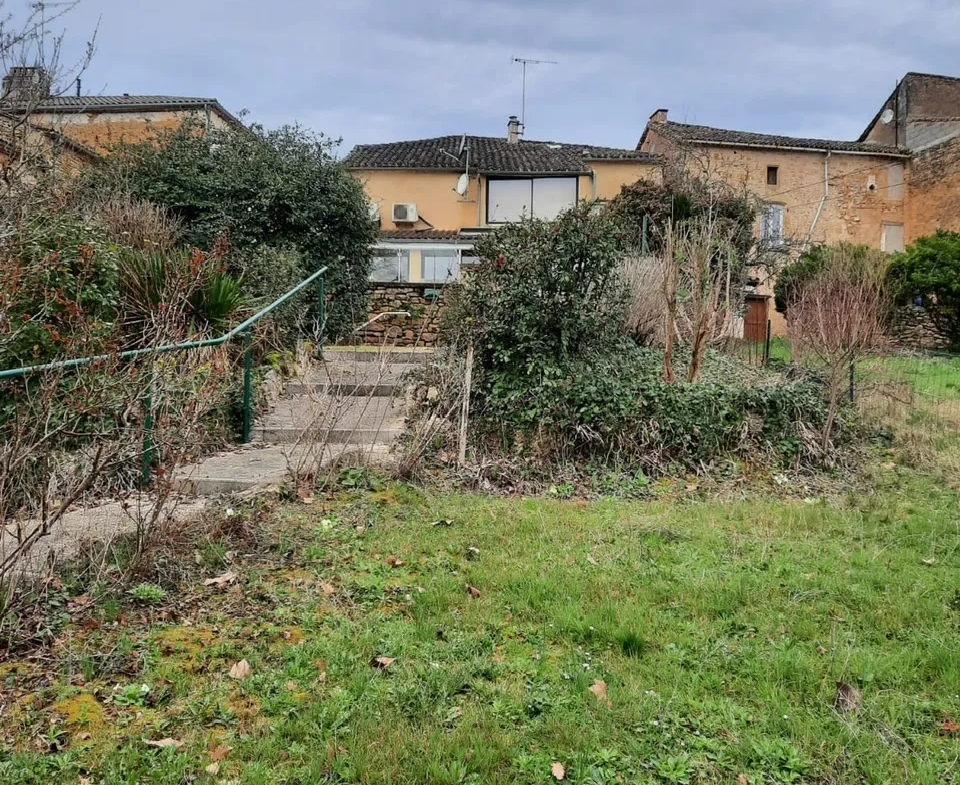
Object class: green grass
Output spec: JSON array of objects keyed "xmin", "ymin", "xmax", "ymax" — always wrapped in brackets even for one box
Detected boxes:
[{"xmin": 2, "ymin": 475, "xmax": 959, "ymax": 784}]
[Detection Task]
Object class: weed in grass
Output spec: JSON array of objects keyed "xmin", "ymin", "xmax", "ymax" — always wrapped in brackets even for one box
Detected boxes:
[{"xmin": 126, "ymin": 583, "xmax": 166, "ymax": 605}]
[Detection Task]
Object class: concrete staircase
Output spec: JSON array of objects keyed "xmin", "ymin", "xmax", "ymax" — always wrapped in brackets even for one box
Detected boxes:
[{"xmin": 174, "ymin": 348, "xmax": 430, "ymax": 496}]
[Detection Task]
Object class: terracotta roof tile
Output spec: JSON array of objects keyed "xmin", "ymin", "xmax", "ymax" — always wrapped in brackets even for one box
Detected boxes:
[
  {"xmin": 653, "ymin": 120, "xmax": 908, "ymax": 156},
  {"xmin": 346, "ymin": 135, "xmax": 659, "ymax": 174}
]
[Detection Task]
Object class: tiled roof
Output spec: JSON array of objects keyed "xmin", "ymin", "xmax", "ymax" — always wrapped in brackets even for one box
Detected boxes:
[
  {"xmin": 346, "ymin": 135, "xmax": 658, "ymax": 173},
  {"xmin": 649, "ymin": 120, "xmax": 908, "ymax": 156},
  {"xmin": 12, "ymin": 95, "xmax": 244, "ymax": 127},
  {"xmin": 378, "ymin": 229, "xmax": 465, "ymax": 241}
]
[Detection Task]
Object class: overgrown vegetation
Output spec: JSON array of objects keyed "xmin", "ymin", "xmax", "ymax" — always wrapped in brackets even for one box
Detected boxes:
[
  {"xmin": 434, "ymin": 199, "xmax": 846, "ymax": 475},
  {"xmin": 82, "ymin": 121, "xmax": 378, "ymax": 341}
]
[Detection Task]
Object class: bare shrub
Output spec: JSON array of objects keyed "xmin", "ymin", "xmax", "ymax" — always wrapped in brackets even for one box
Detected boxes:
[
  {"xmin": 619, "ymin": 254, "xmax": 665, "ymax": 345},
  {"xmin": 92, "ymin": 196, "xmax": 183, "ymax": 251},
  {"xmin": 788, "ymin": 247, "xmax": 890, "ymax": 448}
]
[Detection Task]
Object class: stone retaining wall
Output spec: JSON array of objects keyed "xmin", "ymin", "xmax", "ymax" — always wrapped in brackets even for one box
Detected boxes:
[
  {"xmin": 355, "ymin": 283, "xmax": 448, "ymax": 347},
  {"xmin": 888, "ymin": 304, "xmax": 952, "ymax": 351}
]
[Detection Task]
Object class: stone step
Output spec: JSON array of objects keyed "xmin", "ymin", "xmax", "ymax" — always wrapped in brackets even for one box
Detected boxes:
[
  {"xmin": 284, "ymin": 359, "xmax": 421, "ymax": 397},
  {"xmin": 323, "ymin": 347, "xmax": 434, "ymax": 364},
  {"xmin": 253, "ymin": 394, "xmax": 405, "ymax": 446},
  {"xmin": 173, "ymin": 443, "xmax": 394, "ymax": 496}
]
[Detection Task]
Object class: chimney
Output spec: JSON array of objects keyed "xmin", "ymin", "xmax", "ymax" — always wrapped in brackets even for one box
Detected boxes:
[
  {"xmin": 649, "ymin": 108, "xmax": 668, "ymax": 124},
  {"xmin": 506, "ymin": 115, "xmax": 521, "ymax": 144},
  {"xmin": 2, "ymin": 66, "xmax": 52, "ymax": 106}
]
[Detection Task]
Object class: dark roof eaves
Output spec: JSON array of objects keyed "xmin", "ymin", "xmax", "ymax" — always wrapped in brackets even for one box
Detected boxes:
[
  {"xmin": 683, "ymin": 137, "xmax": 910, "ymax": 157},
  {"xmin": 30, "ymin": 98, "xmax": 244, "ymax": 128}
]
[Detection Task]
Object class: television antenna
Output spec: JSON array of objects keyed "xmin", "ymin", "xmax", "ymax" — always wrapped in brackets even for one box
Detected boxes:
[{"xmin": 513, "ymin": 56, "xmax": 557, "ymax": 133}]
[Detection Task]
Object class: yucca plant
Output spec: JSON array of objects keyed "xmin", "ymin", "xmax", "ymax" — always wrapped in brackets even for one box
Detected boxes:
[{"xmin": 118, "ymin": 248, "xmax": 247, "ymax": 344}]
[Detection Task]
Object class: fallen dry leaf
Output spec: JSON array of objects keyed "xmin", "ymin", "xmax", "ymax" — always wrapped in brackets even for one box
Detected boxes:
[
  {"xmin": 815, "ymin": 644, "xmax": 828, "ymax": 656},
  {"xmin": 76, "ymin": 731, "xmax": 92, "ymax": 741},
  {"xmin": 551, "ymin": 762, "xmax": 565, "ymax": 780},
  {"xmin": 736, "ymin": 775, "xmax": 749, "ymax": 785},
  {"xmin": 285, "ymin": 680, "xmax": 297, "ymax": 691},
  {"xmin": 297, "ymin": 488, "xmax": 315, "ymax": 504},
  {"xmin": 564, "ymin": 554, "xmax": 575, "ymax": 566},
  {"xmin": 922, "ymin": 557, "xmax": 936, "ymax": 566},
  {"xmin": 145, "ymin": 737, "xmax": 183, "ymax": 749},
  {"xmin": 466, "ymin": 585, "xmax": 481, "ymax": 598},
  {"xmin": 466, "ymin": 547, "xmax": 481, "ymax": 561},
  {"xmin": 835, "ymin": 682, "xmax": 861, "ymax": 713},
  {"xmin": 370, "ymin": 656, "xmax": 396, "ymax": 669},
  {"xmin": 205, "ymin": 762, "xmax": 220, "ymax": 776},
  {"xmin": 319, "ymin": 581, "xmax": 336, "ymax": 597},
  {"xmin": 941, "ymin": 715, "xmax": 960, "ymax": 735},
  {"xmin": 386, "ymin": 556, "xmax": 405, "ymax": 567},
  {"xmin": 78, "ymin": 779, "xmax": 92, "ymax": 785},
  {"xmin": 229, "ymin": 659, "xmax": 252, "ymax": 680},
  {"xmin": 589, "ymin": 679, "xmax": 612, "ymax": 708},
  {"xmin": 203, "ymin": 571, "xmax": 238, "ymax": 589},
  {"xmin": 585, "ymin": 554, "xmax": 599, "ymax": 566},
  {"xmin": 209, "ymin": 742, "xmax": 231, "ymax": 761}
]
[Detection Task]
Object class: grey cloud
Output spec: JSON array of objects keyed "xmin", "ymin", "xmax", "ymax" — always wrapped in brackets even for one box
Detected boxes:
[{"xmin": 26, "ymin": 0, "xmax": 960, "ymax": 152}]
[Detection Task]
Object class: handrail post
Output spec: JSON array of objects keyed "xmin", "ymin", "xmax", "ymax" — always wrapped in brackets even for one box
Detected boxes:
[
  {"xmin": 140, "ymin": 368, "xmax": 153, "ymax": 487},
  {"xmin": 241, "ymin": 330, "xmax": 253, "ymax": 443},
  {"xmin": 317, "ymin": 272, "xmax": 326, "ymax": 357}
]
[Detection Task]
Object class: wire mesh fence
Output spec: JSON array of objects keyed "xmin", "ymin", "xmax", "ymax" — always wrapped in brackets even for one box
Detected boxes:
[{"xmin": 853, "ymin": 351, "xmax": 960, "ymax": 431}]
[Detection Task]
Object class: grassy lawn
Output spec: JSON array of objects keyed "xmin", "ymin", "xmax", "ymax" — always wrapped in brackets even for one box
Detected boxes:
[{"xmin": 2, "ymin": 472, "xmax": 959, "ymax": 784}]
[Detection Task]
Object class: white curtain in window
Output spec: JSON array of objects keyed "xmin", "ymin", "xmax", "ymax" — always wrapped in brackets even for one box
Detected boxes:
[
  {"xmin": 532, "ymin": 177, "xmax": 577, "ymax": 219},
  {"xmin": 487, "ymin": 180, "xmax": 531, "ymax": 223},
  {"xmin": 761, "ymin": 204, "xmax": 784, "ymax": 245}
]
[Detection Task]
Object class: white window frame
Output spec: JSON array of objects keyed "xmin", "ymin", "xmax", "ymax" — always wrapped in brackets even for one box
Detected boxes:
[
  {"xmin": 369, "ymin": 248, "xmax": 411, "ymax": 283},
  {"xmin": 486, "ymin": 176, "xmax": 579, "ymax": 224}
]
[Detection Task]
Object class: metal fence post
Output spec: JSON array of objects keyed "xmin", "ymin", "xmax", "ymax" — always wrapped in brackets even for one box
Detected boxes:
[
  {"xmin": 140, "ymin": 369, "xmax": 153, "ymax": 487},
  {"xmin": 849, "ymin": 362, "xmax": 855, "ymax": 403},
  {"xmin": 764, "ymin": 319, "xmax": 771, "ymax": 365},
  {"xmin": 641, "ymin": 214, "xmax": 649, "ymax": 256},
  {"xmin": 241, "ymin": 330, "xmax": 253, "ymax": 443}
]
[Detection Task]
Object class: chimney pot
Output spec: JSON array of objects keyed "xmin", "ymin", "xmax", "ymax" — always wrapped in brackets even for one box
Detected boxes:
[
  {"xmin": 2, "ymin": 66, "xmax": 52, "ymax": 106},
  {"xmin": 649, "ymin": 108, "xmax": 668, "ymax": 124},
  {"xmin": 507, "ymin": 115, "xmax": 521, "ymax": 144}
]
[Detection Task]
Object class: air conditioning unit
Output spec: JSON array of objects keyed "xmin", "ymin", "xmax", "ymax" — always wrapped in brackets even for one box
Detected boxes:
[{"xmin": 392, "ymin": 203, "xmax": 418, "ymax": 223}]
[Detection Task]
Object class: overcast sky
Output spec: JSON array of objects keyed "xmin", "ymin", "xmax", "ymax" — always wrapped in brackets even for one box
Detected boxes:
[{"xmin": 25, "ymin": 0, "xmax": 960, "ymax": 155}]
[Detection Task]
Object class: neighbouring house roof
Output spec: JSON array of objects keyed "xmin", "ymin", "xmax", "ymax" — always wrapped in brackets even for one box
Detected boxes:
[
  {"xmin": 346, "ymin": 135, "xmax": 659, "ymax": 174},
  {"xmin": 378, "ymin": 229, "xmax": 465, "ymax": 241},
  {"xmin": 643, "ymin": 120, "xmax": 909, "ymax": 157},
  {"xmin": 9, "ymin": 94, "xmax": 244, "ymax": 127}
]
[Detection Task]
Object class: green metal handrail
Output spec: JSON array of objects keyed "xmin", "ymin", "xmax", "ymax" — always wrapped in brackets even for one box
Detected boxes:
[{"xmin": 0, "ymin": 265, "xmax": 328, "ymax": 482}]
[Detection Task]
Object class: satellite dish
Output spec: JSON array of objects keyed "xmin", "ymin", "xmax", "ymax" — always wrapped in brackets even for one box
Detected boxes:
[
  {"xmin": 455, "ymin": 172, "xmax": 469, "ymax": 197},
  {"xmin": 880, "ymin": 108, "xmax": 895, "ymax": 125}
]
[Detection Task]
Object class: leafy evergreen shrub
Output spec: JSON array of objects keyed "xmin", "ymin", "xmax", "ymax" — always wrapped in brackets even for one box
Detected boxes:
[{"xmin": 886, "ymin": 230, "xmax": 960, "ymax": 346}]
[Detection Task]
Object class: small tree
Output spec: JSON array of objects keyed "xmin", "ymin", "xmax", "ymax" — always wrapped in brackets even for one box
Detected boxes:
[
  {"xmin": 82, "ymin": 122, "xmax": 378, "ymax": 340},
  {"xmin": 886, "ymin": 230, "xmax": 960, "ymax": 347},
  {"xmin": 788, "ymin": 247, "xmax": 889, "ymax": 449}
]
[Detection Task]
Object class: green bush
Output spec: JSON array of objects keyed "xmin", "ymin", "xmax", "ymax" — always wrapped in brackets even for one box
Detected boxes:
[
  {"xmin": 449, "ymin": 203, "xmax": 626, "ymax": 378},
  {"xmin": 887, "ymin": 230, "xmax": 960, "ymax": 346},
  {"xmin": 775, "ymin": 243, "xmax": 874, "ymax": 314},
  {"xmin": 83, "ymin": 121, "xmax": 378, "ymax": 341},
  {"xmin": 608, "ymin": 171, "xmax": 756, "ymax": 258}
]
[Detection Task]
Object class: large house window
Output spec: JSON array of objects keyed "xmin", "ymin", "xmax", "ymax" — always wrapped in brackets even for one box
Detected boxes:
[
  {"xmin": 487, "ymin": 176, "xmax": 578, "ymax": 223},
  {"xmin": 369, "ymin": 249, "xmax": 410, "ymax": 282},
  {"xmin": 760, "ymin": 204, "xmax": 784, "ymax": 245},
  {"xmin": 422, "ymin": 249, "xmax": 460, "ymax": 282}
]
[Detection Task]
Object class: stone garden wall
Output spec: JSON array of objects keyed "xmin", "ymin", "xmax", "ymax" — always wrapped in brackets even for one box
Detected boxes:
[{"xmin": 354, "ymin": 283, "xmax": 448, "ymax": 347}]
